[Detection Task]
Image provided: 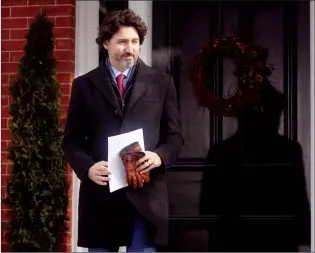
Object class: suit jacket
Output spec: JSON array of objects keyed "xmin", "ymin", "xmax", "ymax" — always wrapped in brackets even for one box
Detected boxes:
[{"xmin": 62, "ymin": 59, "xmax": 184, "ymax": 248}]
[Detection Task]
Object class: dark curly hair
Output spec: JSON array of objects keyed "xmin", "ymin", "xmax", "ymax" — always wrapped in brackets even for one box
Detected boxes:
[{"xmin": 96, "ymin": 9, "xmax": 148, "ymax": 57}]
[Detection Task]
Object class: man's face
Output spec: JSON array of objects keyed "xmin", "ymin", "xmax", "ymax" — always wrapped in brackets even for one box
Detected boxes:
[{"xmin": 104, "ymin": 26, "xmax": 140, "ymax": 71}]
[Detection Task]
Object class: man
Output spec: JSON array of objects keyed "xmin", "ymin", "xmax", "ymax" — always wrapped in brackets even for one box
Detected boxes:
[{"xmin": 63, "ymin": 9, "xmax": 184, "ymax": 252}]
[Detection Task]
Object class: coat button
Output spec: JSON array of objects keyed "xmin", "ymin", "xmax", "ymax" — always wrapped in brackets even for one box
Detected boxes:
[{"xmin": 115, "ymin": 110, "xmax": 119, "ymax": 115}]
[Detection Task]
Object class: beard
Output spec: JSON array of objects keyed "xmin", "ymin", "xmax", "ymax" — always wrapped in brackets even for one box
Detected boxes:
[{"xmin": 116, "ymin": 53, "xmax": 138, "ymax": 69}]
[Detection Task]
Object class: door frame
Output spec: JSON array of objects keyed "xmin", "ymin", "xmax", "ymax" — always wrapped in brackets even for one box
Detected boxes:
[
  {"xmin": 73, "ymin": 1, "xmax": 100, "ymax": 252},
  {"xmin": 310, "ymin": 1, "xmax": 315, "ymax": 252}
]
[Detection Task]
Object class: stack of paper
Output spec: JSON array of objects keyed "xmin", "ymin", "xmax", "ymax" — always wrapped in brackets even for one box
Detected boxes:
[{"xmin": 107, "ymin": 128, "xmax": 145, "ymax": 192}]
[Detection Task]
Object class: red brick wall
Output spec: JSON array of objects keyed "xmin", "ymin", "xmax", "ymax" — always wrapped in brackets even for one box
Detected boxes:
[{"xmin": 1, "ymin": 0, "xmax": 75, "ymax": 251}]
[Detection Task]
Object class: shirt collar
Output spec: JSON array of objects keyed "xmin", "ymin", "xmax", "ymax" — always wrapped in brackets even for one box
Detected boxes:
[{"xmin": 111, "ymin": 65, "xmax": 130, "ymax": 78}]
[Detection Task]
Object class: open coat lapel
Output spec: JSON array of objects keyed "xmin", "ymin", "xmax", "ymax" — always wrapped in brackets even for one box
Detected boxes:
[
  {"xmin": 87, "ymin": 59, "xmax": 156, "ymax": 115},
  {"xmin": 124, "ymin": 59, "xmax": 156, "ymax": 114},
  {"xmin": 88, "ymin": 62, "xmax": 122, "ymax": 113}
]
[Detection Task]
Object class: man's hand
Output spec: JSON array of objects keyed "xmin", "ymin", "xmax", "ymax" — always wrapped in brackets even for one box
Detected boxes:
[
  {"xmin": 88, "ymin": 161, "xmax": 111, "ymax": 186},
  {"xmin": 136, "ymin": 151, "xmax": 162, "ymax": 174}
]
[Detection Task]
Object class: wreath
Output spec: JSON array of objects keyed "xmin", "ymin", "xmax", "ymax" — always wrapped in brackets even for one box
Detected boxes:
[{"xmin": 190, "ymin": 34, "xmax": 275, "ymax": 117}]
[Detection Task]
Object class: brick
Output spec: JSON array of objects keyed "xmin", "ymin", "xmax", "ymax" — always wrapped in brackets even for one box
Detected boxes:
[
  {"xmin": 6, "ymin": 117, "xmax": 12, "ymax": 129},
  {"xmin": 1, "ymin": 152, "xmax": 10, "ymax": 163},
  {"xmin": 2, "ymin": 0, "xmax": 27, "ymax": 6},
  {"xmin": 9, "ymin": 73, "xmax": 18, "ymax": 83},
  {"xmin": 61, "ymin": 104, "xmax": 69, "ymax": 116},
  {"xmin": 67, "ymin": 183, "xmax": 72, "ymax": 195},
  {"xmin": 1, "ymin": 63, "xmax": 19, "ymax": 73},
  {"xmin": 1, "ymin": 118, "xmax": 8, "ymax": 130},
  {"xmin": 1, "ymin": 86, "xmax": 10, "ymax": 96},
  {"xmin": 1, "ymin": 97, "xmax": 9, "ymax": 107},
  {"xmin": 58, "ymin": 244, "xmax": 67, "ymax": 252},
  {"xmin": 66, "ymin": 208, "xmax": 72, "ymax": 220},
  {"xmin": 1, "ymin": 138, "xmax": 11, "ymax": 148},
  {"xmin": 11, "ymin": 6, "xmax": 42, "ymax": 18},
  {"xmin": 1, "ymin": 141, "xmax": 10, "ymax": 150},
  {"xmin": 1, "ymin": 200, "xmax": 10, "ymax": 210},
  {"xmin": 1, "ymin": 8, "xmax": 10, "ymax": 18},
  {"xmin": 54, "ymin": 50, "xmax": 74, "ymax": 61},
  {"xmin": 1, "ymin": 141, "xmax": 10, "ymax": 152},
  {"xmin": 1, "ymin": 230, "xmax": 5, "ymax": 243},
  {"xmin": 60, "ymin": 109, "xmax": 68, "ymax": 119},
  {"xmin": 60, "ymin": 83, "xmax": 71, "ymax": 95},
  {"xmin": 1, "ymin": 74, "xmax": 10, "ymax": 85},
  {"xmin": 1, "ymin": 40, "xmax": 25, "ymax": 51},
  {"xmin": 60, "ymin": 95, "xmax": 70, "ymax": 106},
  {"xmin": 1, "ymin": 187, "xmax": 6, "ymax": 199},
  {"xmin": 56, "ymin": 73, "xmax": 72, "ymax": 83},
  {"xmin": 1, "ymin": 164, "xmax": 7, "ymax": 174},
  {"xmin": 57, "ymin": 61, "xmax": 74, "ymax": 73},
  {"xmin": 2, "ymin": 30, "xmax": 10, "ymax": 40},
  {"xmin": 1, "ymin": 243, "xmax": 10, "ymax": 252},
  {"xmin": 1, "ymin": 176, "xmax": 9, "ymax": 187},
  {"xmin": 66, "ymin": 244, "xmax": 72, "ymax": 252},
  {"xmin": 5, "ymin": 162, "xmax": 12, "ymax": 172},
  {"xmin": 10, "ymin": 96, "xmax": 17, "ymax": 104},
  {"xmin": 65, "ymin": 221, "xmax": 72, "ymax": 230},
  {"xmin": 10, "ymin": 52, "xmax": 24, "ymax": 63},
  {"xmin": 66, "ymin": 164, "xmax": 72, "ymax": 174},
  {"xmin": 56, "ymin": 0, "xmax": 75, "ymax": 4},
  {"xmin": 2, "ymin": 107, "xmax": 10, "ymax": 118},
  {"xmin": 28, "ymin": 0, "xmax": 56, "ymax": 5},
  {"xmin": 2, "ymin": 18, "xmax": 28, "ymax": 29},
  {"xmin": 1, "ymin": 74, "xmax": 18, "ymax": 85},
  {"xmin": 6, "ymin": 164, "xmax": 12, "ymax": 175},
  {"xmin": 55, "ymin": 16, "xmax": 74, "ymax": 27},
  {"xmin": 60, "ymin": 117, "xmax": 66, "ymax": 127},
  {"xmin": 1, "ymin": 52, "xmax": 10, "ymax": 63},
  {"xmin": 49, "ymin": 17, "xmax": 56, "ymax": 24},
  {"xmin": 1, "ymin": 210, "xmax": 9, "ymax": 221},
  {"xmin": 10, "ymin": 29, "xmax": 28, "ymax": 40},
  {"xmin": 1, "ymin": 85, "xmax": 10, "ymax": 96},
  {"xmin": 65, "ymin": 236, "xmax": 71, "ymax": 247},
  {"xmin": 53, "ymin": 27, "xmax": 75, "ymax": 39},
  {"xmin": 46, "ymin": 5, "xmax": 74, "ymax": 16},
  {"xmin": 4, "ymin": 159, "xmax": 13, "ymax": 164},
  {"xmin": 55, "ymin": 39, "xmax": 74, "ymax": 50},
  {"xmin": 2, "ymin": 129, "xmax": 12, "ymax": 140}
]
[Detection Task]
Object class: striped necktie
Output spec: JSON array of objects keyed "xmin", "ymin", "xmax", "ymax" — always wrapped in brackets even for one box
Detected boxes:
[{"xmin": 116, "ymin": 73, "xmax": 125, "ymax": 97}]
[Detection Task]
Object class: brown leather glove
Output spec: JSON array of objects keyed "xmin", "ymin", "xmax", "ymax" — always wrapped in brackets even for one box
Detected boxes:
[
  {"xmin": 119, "ymin": 142, "xmax": 150, "ymax": 188},
  {"xmin": 133, "ymin": 152, "xmax": 150, "ymax": 183}
]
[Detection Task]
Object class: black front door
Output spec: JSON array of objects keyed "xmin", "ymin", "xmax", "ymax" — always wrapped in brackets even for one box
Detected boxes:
[{"xmin": 152, "ymin": 1, "xmax": 311, "ymax": 251}]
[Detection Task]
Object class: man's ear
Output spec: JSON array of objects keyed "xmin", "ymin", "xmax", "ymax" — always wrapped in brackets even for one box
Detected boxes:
[{"xmin": 103, "ymin": 40, "xmax": 109, "ymax": 50}]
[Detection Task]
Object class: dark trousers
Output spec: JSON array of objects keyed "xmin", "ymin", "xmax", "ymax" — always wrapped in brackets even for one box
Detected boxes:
[{"xmin": 88, "ymin": 217, "xmax": 156, "ymax": 252}]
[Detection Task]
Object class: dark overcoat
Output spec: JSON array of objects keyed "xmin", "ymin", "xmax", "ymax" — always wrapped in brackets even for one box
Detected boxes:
[{"xmin": 62, "ymin": 59, "xmax": 184, "ymax": 249}]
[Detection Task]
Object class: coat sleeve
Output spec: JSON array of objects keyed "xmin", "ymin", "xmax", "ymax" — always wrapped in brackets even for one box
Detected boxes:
[
  {"xmin": 62, "ymin": 78, "xmax": 95, "ymax": 181},
  {"xmin": 153, "ymin": 75, "xmax": 184, "ymax": 169}
]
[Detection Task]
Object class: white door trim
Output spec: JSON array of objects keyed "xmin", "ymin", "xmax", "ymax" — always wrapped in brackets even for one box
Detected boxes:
[
  {"xmin": 128, "ymin": 1, "xmax": 153, "ymax": 66},
  {"xmin": 73, "ymin": 1, "xmax": 100, "ymax": 252},
  {"xmin": 310, "ymin": 1, "xmax": 314, "ymax": 252}
]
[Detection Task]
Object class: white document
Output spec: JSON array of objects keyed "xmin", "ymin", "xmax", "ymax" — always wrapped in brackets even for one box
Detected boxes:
[{"xmin": 108, "ymin": 128, "xmax": 145, "ymax": 193}]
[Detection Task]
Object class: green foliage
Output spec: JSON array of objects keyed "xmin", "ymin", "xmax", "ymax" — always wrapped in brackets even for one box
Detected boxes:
[{"xmin": 5, "ymin": 8, "xmax": 69, "ymax": 252}]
